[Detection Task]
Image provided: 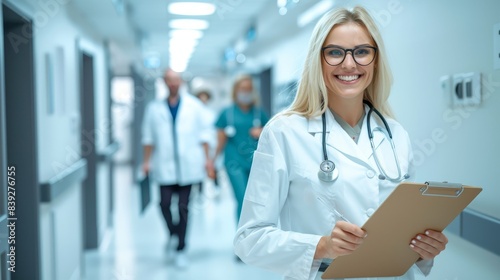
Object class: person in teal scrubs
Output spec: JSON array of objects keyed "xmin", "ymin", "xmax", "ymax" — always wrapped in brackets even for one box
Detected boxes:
[{"xmin": 210, "ymin": 74, "xmax": 269, "ymax": 221}]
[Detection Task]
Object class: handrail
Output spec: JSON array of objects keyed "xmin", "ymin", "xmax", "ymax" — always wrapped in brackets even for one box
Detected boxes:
[
  {"xmin": 448, "ymin": 208, "xmax": 500, "ymax": 257},
  {"xmin": 40, "ymin": 158, "xmax": 87, "ymax": 202},
  {"xmin": 98, "ymin": 141, "xmax": 120, "ymax": 162}
]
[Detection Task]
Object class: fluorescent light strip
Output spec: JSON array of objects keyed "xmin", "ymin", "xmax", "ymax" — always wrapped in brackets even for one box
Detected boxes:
[
  {"xmin": 169, "ymin": 29, "xmax": 204, "ymax": 40},
  {"xmin": 168, "ymin": 2, "xmax": 216, "ymax": 16},
  {"xmin": 169, "ymin": 19, "xmax": 209, "ymax": 30}
]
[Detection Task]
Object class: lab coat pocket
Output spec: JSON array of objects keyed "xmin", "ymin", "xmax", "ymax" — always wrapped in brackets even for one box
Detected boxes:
[{"xmin": 244, "ymin": 151, "xmax": 274, "ymax": 206}]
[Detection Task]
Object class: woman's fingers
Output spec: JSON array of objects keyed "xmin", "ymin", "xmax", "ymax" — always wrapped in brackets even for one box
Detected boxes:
[
  {"xmin": 330, "ymin": 221, "xmax": 367, "ymax": 255},
  {"xmin": 425, "ymin": 230, "xmax": 448, "ymax": 245},
  {"xmin": 410, "ymin": 230, "xmax": 448, "ymax": 260},
  {"xmin": 334, "ymin": 221, "xmax": 366, "ymax": 240}
]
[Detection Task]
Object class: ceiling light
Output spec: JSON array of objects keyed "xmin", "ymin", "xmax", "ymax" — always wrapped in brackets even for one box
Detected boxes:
[
  {"xmin": 277, "ymin": 0, "xmax": 287, "ymax": 8},
  {"xmin": 169, "ymin": 56, "xmax": 189, "ymax": 72},
  {"xmin": 169, "ymin": 47, "xmax": 194, "ymax": 58},
  {"xmin": 169, "ymin": 19, "xmax": 209, "ymax": 30},
  {"xmin": 169, "ymin": 29, "xmax": 204, "ymax": 40},
  {"xmin": 170, "ymin": 47, "xmax": 193, "ymax": 55},
  {"xmin": 169, "ymin": 38, "xmax": 199, "ymax": 49},
  {"xmin": 236, "ymin": 53, "xmax": 246, "ymax": 63},
  {"xmin": 168, "ymin": 2, "xmax": 216, "ymax": 16},
  {"xmin": 144, "ymin": 56, "xmax": 160, "ymax": 69},
  {"xmin": 170, "ymin": 61, "xmax": 188, "ymax": 73},
  {"xmin": 279, "ymin": 7, "xmax": 287, "ymax": 15},
  {"xmin": 297, "ymin": 0, "xmax": 334, "ymax": 28}
]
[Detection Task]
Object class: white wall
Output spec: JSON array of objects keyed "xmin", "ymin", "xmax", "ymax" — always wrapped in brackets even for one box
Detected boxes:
[
  {"xmin": 247, "ymin": 0, "xmax": 500, "ymax": 278},
  {"xmin": 10, "ymin": 0, "xmax": 111, "ymax": 279},
  {"xmin": 379, "ymin": 0, "xmax": 500, "ymax": 220}
]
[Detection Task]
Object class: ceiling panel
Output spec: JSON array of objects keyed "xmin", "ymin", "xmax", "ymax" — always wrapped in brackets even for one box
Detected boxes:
[{"xmin": 67, "ymin": 0, "xmax": 310, "ymax": 77}]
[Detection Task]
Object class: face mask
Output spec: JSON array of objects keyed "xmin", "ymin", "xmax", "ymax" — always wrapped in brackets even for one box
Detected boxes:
[{"xmin": 236, "ymin": 91, "xmax": 254, "ymax": 105}]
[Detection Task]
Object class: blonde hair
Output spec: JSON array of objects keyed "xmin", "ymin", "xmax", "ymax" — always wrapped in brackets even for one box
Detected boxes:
[
  {"xmin": 231, "ymin": 74, "xmax": 256, "ymax": 103},
  {"xmin": 284, "ymin": 6, "xmax": 394, "ymax": 119}
]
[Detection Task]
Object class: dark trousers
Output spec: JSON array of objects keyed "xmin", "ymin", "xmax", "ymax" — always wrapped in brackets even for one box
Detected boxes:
[{"xmin": 159, "ymin": 184, "xmax": 192, "ymax": 251}]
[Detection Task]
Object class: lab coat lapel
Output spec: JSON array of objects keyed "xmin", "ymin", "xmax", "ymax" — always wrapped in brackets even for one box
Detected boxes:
[
  {"xmin": 307, "ymin": 114, "xmax": 323, "ymax": 134},
  {"xmin": 325, "ymin": 110, "xmax": 362, "ymax": 157},
  {"xmin": 160, "ymin": 101, "xmax": 172, "ymax": 122},
  {"xmin": 307, "ymin": 106, "xmax": 386, "ymax": 168},
  {"xmin": 307, "ymin": 110, "xmax": 365, "ymax": 160},
  {"xmin": 173, "ymin": 90, "xmax": 192, "ymax": 123}
]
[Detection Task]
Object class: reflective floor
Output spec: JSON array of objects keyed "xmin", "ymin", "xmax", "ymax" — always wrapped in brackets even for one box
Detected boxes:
[
  {"xmin": 82, "ymin": 164, "xmax": 500, "ymax": 280},
  {"xmin": 83, "ymin": 164, "xmax": 281, "ymax": 280}
]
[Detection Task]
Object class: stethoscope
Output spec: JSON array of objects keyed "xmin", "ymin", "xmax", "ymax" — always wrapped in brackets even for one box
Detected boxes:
[
  {"xmin": 224, "ymin": 105, "xmax": 261, "ymax": 137},
  {"xmin": 318, "ymin": 100, "xmax": 410, "ymax": 182}
]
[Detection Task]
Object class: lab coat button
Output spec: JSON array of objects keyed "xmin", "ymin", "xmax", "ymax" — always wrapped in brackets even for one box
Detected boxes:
[
  {"xmin": 366, "ymin": 208, "xmax": 375, "ymax": 217},
  {"xmin": 366, "ymin": 170, "xmax": 375, "ymax": 178}
]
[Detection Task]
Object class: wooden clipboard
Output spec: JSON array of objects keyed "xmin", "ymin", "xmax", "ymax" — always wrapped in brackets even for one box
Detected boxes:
[{"xmin": 322, "ymin": 181, "xmax": 482, "ymax": 279}]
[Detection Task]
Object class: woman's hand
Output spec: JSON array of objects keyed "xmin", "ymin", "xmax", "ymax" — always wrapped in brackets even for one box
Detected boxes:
[
  {"xmin": 142, "ymin": 161, "xmax": 150, "ymax": 176},
  {"xmin": 410, "ymin": 230, "xmax": 448, "ymax": 260},
  {"xmin": 315, "ymin": 221, "xmax": 367, "ymax": 259},
  {"xmin": 249, "ymin": 127, "xmax": 263, "ymax": 139},
  {"xmin": 206, "ymin": 159, "xmax": 216, "ymax": 179}
]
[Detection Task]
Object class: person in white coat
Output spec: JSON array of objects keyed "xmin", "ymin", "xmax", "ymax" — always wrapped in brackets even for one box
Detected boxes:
[
  {"xmin": 233, "ymin": 6, "xmax": 448, "ymax": 280},
  {"xmin": 142, "ymin": 69, "xmax": 210, "ymax": 268}
]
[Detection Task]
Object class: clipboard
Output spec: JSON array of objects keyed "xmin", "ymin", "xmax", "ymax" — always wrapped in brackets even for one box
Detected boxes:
[
  {"xmin": 139, "ymin": 175, "xmax": 151, "ymax": 214},
  {"xmin": 322, "ymin": 181, "xmax": 482, "ymax": 279}
]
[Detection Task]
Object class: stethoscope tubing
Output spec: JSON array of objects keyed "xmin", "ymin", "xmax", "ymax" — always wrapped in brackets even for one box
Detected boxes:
[
  {"xmin": 318, "ymin": 100, "xmax": 408, "ymax": 182},
  {"xmin": 225, "ymin": 104, "xmax": 261, "ymax": 137}
]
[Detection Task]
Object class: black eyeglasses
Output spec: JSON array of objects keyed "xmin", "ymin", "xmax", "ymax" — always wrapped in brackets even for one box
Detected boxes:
[{"xmin": 322, "ymin": 45, "xmax": 377, "ymax": 66}]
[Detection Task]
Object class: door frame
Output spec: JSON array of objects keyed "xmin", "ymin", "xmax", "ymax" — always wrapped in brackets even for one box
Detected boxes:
[
  {"xmin": 78, "ymin": 45, "xmax": 99, "ymax": 249},
  {"xmin": 0, "ymin": 2, "xmax": 9, "ymax": 280},
  {"xmin": 2, "ymin": 2, "xmax": 39, "ymax": 279}
]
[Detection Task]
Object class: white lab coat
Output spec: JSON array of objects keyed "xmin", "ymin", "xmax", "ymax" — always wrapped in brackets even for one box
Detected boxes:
[
  {"xmin": 142, "ymin": 93, "xmax": 210, "ymax": 185},
  {"xmin": 200, "ymin": 105, "xmax": 217, "ymax": 156},
  {"xmin": 234, "ymin": 105, "xmax": 433, "ymax": 280}
]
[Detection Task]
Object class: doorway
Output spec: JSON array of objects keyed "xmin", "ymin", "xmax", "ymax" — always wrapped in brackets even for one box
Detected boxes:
[
  {"xmin": 2, "ymin": 3, "xmax": 39, "ymax": 280},
  {"xmin": 79, "ymin": 51, "xmax": 99, "ymax": 249}
]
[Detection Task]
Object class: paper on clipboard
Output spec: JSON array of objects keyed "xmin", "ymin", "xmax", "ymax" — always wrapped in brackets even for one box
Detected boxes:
[{"xmin": 322, "ymin": 181, "xmax": 482, "ymax": 279}]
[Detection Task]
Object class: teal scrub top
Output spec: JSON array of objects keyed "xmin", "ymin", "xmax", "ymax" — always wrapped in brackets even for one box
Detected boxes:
[{"xmin": 215, "ymin": 104, "xmax": 269, "ymax": 170}]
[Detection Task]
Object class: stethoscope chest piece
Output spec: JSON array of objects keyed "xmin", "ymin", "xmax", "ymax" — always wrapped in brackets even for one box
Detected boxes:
[
  {"xmin": 318, "ymin": 159, "xmax": 339, "ymax": 182},
  {"xmin": 224, "ymin": 126, "xmax": 236, "ymax": 137}
]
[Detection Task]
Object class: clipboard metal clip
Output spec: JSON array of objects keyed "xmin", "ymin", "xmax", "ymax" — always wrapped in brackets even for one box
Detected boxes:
[{"xmin": 420, "ymin": 181, "xmax": 464, "ymax": 197}]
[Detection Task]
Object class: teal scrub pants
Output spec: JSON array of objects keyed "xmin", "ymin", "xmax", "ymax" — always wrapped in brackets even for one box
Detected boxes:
[{"xmin": 225, "ymin": 160, "xmax": 251, "ymax": 221}]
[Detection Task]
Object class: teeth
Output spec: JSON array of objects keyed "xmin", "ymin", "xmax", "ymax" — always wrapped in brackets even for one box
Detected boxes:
[{"xmin": 337, "ymin": 75, "xmax": 359, "ymax": 81}]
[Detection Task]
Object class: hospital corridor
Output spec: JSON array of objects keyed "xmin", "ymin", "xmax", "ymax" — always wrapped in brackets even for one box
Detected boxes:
[
  {"xmin": 1, "ymin": 0, "xmax": 500, "ymax": 280},
  {"xmin": 82, "ymin": 164, "xmax": 281, "ymax": 280}
]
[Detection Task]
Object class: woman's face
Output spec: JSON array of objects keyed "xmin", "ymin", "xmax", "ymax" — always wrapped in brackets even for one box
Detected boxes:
[
  {"xmin": 321, "ymin": 22, "xmax": 376, "ymax": 103},
  {"xmin": 235, "ymin": 79, "xmax": 254, "ymax": 105},
  {"xmin": 236, "ymin": 79, "xmax": 253, "ymax": 93}
]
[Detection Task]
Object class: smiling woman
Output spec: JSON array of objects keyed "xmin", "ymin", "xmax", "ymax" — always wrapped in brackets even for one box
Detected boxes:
[{"xmin": 233, "ymin": 6, "xmax": 448, "ymax": 280}]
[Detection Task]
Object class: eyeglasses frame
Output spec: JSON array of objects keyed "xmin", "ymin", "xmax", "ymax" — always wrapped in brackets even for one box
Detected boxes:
[{"xmin": 321, "ymin": 45, "xmax": 378, "ymax": 66}]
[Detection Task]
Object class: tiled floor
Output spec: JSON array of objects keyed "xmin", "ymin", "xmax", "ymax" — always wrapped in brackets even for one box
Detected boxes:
[{"xmin": 82, "ymin": 164, "xmax": 281, "ymax": 280}]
